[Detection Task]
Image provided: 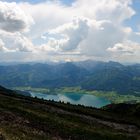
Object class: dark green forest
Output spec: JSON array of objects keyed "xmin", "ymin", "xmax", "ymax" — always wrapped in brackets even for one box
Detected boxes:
[{"xmin": 0, "ymin": 61, "xmax": 139, "ymax": 94}]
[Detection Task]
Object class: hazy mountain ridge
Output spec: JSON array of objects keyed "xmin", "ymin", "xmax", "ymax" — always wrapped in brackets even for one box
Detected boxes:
[{"xmin": 0, "ymin": 61, "xmax": 139, "ymax": 94}]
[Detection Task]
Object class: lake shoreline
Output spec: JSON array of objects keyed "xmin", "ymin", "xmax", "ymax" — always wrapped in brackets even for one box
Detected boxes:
[
  {"xmin": 29, "ymin": 92, "xmax": 111, "ymax": 108},
  {"xmin": 13, "ymin": 86, "xmax": 140, "ymax": 104}
]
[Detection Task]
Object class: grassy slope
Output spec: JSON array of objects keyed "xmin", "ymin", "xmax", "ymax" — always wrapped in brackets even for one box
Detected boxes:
[{"xmin": 0, "ymin": 89, "xmax": 140, "ymax": 140}]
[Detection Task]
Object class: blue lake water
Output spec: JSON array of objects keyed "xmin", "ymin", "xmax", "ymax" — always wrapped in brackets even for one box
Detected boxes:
[{"xmin": 30, "ymin": 92, "xmax": 111, "ymax": 108}]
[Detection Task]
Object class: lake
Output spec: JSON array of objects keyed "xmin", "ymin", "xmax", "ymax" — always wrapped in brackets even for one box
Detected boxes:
[{"xmin": 30, "ymin": 92, "xmax": 111, "ymax": 108}]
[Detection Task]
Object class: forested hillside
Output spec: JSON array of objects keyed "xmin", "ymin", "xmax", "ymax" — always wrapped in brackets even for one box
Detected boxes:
[{"xmin": 0, "ymin": 61, "xmax": 139, "ymax": 94}]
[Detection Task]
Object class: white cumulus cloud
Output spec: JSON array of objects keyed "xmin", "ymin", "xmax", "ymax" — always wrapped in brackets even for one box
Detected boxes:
[
  {"xmin": 108, "ymin": 41, "xmax": 140, "ymax": 54},
  {"xmin": 0, "ymin": 39, "xmax": 9, "ymax": 52},
  {"xmin": 0, "ymin": 0, "xmax": 139, "ymax": 63},
  {"xmin": 0, "ymin": 1, "xmax": 34, "ymax": 32},
  {"xmin": 46, "ymin": 18, "xmax": 89, "ymax": 51},
  {"xmin": 0, "ymin": 30, "xmax": 34, "ymax": 52}
]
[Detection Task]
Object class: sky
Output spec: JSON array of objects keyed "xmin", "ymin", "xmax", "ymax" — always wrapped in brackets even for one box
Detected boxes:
[{"xmin": 0, "ymin": 0, "xmax": 140, "ymax": 63}]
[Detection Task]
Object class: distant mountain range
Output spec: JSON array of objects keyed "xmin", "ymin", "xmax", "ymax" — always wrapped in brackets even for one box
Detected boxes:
[{"xmin": 0, "ymin": 61, "xmax": 139, "ymax": 94}]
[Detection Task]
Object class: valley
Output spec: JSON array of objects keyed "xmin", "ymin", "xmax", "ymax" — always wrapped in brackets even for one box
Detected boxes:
[
  {"xmin": 0, "ymin": 61, "xmax": 139, "ymax": 94},
  {"xmin": 0, "ymin": 61, "xmax": 140, "ymax": 139},
  {"xmin": 0, "ymin": 86, "xmax": 140, "ymax": 140},
  {"xmin": 1, "ymin": 0, "xmax": 140, "ymax": 139},
  {"xmin": 14, "ymin": 86, "xmax": 140, "ymax": 104},
  {"xmin": 0, "ymin": 61, "xmax": 140, "ymax": 104}
]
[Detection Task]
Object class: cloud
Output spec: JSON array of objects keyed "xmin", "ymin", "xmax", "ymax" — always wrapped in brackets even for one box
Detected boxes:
[
  {"xmin": 14, "ymin": 34, "xmax": 35, "ymax": 52},
  {"xmin": 107, "ymin": 41, "xmax": 140, "ymax": 55},
  {"xmin": 45, "ymin": 18, "xmax": 89, "ymax": 51},
  {"xmin": 19, "ymin": 0, "xmax": 135, "ymax": 53},
  {"xmin": 0, "ymin": 39, "xmax": 8, "ymax": 52},
  {"xmin": 0, "ymin": 0, "xmax": 139, "ymax": 62},
  {"xmin": 19, "ymin": 0, "xmax": 134, "ymax": 38},
  {"xmin": 0, "ymin": 1, "xmax": 34, "ymax": 32},
  {"xmin": 106, "ymin": 41, "xmax": 140, "ymax": 63},
  {"xmin": 0, "ymin": 30, "xmax": 34, "ymax": 52},
  {"xmin": 19, "ymin": 1, "xmax": 74, "ymax": 39},
  {"xmin": 0, "ymin": 1, "xmax": 34, "ymax": 53},
  {"xmin": 0, "ymin": 38, "xmax": 15, "ymax": 52},
  {"xmin": 41, "ymin": 18, "xmax": 128, "ymax": 57},
  {"xmin": 73, "ymin": 0, "xmax": 134, "ymax": 23}
]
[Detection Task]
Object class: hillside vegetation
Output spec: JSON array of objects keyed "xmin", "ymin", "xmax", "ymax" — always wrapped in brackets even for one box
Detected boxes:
[
  {"xmin": 0, "ymin": 61, "xmax": 139, "ymax": 94},
  {"xmin": 0, "ymin": 86, "xmax": 140, "ymax": 140}
]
